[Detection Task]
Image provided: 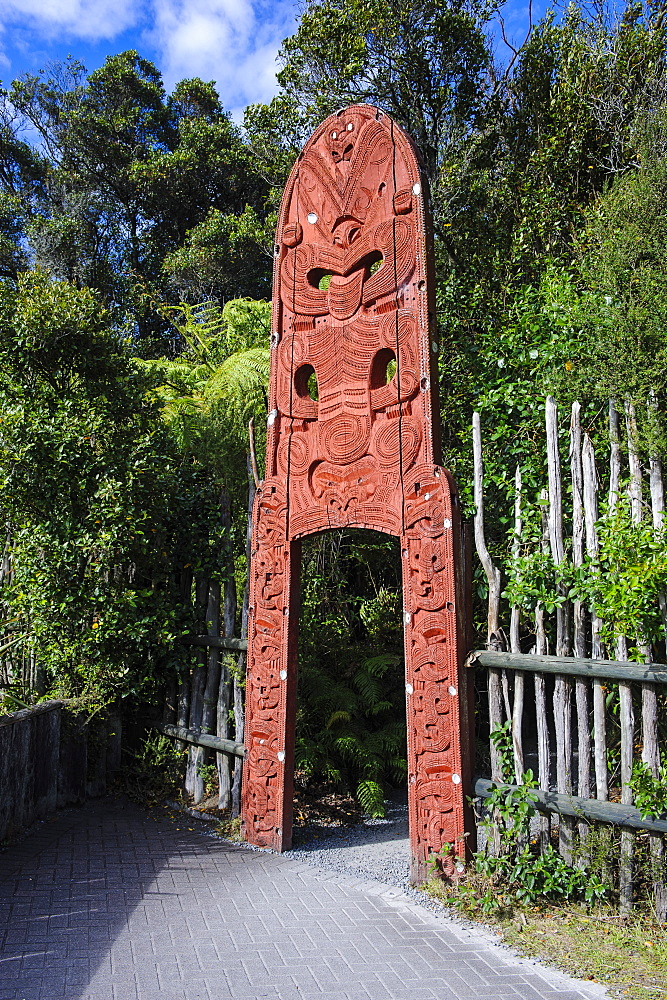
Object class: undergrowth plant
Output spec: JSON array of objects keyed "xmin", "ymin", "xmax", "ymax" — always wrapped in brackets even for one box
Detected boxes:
[
  {"xmin": 118, "ymin": 733, "xmax": 186, "ymax": 806},
  {"xmin": 429, "ymin": 724, "xmax": 608, "ymax": 914},
  {"xmin": 631, "ymin": 760, "xmax": 667, "ymax": 822},
  {"xmin": 296, "ymin": 530, "xmax": 406, "ymax": 817}
]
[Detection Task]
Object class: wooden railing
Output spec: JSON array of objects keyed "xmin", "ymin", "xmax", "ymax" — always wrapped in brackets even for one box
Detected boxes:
[
  {"xmin": 471, "ymin": 648, "xmax": 666, "ymax": 917},
  {"xmin": 155, "ymin": 722, "xmax": 245, "ymax": 759},
  {"xmin": 157, "ymin": 635, "xmax": 249, "ymax": 760},
  {"xmin": 472, "ymin": 649, "xmax": 667, "ymax": 835},
  {"xmin": 181, "ymin": 636, "xmax": 248, "ymax": 652}
]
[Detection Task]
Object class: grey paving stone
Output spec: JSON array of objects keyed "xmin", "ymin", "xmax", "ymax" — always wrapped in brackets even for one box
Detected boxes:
[{"xmin": 0, "ymin": 799, "xmax": 607, "ymax": 1000}]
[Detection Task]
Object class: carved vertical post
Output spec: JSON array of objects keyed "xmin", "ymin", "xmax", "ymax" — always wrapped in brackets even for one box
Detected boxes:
[
  {"xmin": 242, "ymin": 481, "xmax": 302, "ymax": 850},
  {"xmin": 403, "ymin": 465, "xmax": 469, "ymax": 882},
  {"xmin": 242, "ymin": 105, "xmax": 470, "ymax": 870}
]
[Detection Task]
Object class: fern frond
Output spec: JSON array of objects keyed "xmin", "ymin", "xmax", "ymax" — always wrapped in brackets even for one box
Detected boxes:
[
  {"xmin": 356, "ymin": 780, "xmax": 386, "ymax": 818},
  {"xmin": 207, "ymin": 348, "xmax": 270, "ymax": 404},
  {"xmin": 325, "ymin": 709, "xmax": 352, "ymax": 730},
  {"xmin": 335, "ymin": 735, "xmax": 366, "ymax": 763},
  {"xmin": 362, "ymin": 653, "xmax": 401, "ymax": 676}
]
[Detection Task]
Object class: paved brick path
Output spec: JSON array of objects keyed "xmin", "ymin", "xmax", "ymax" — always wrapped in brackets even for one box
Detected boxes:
[{"xmin": 0, "ymin": 799, "xmax": 606, "ymax": 1000}]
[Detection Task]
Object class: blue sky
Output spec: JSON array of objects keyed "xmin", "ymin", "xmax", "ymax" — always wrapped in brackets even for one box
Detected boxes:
[{"xmin": 0, "ymin": 0, "xmax": 542, "ymax": 121}]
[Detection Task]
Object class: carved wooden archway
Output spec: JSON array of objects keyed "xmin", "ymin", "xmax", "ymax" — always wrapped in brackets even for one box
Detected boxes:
[{"xmin": 241, "ymin": 105, "xmax": 473, "ymax": 879}]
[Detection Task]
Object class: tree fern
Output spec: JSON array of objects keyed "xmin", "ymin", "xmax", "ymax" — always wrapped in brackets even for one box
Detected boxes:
[{"xmin": 133, "ymin": 295, "xmax": 270, "ymax": 473}]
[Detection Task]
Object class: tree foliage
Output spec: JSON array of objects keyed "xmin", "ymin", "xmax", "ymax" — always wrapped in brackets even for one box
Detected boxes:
[{"xmin": 0, "ymin": 272, "xmax": 223, "ymax": 704}]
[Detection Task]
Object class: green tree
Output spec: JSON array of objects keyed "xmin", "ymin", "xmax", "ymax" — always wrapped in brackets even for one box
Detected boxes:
[
  {"xmin": 7, "ymin": 54, "xmax": 271, "ymax": 332},
  {"xmin": 274, "ymin": 0, "xmax": 491, "ymax": 226},
  {"xmin": 0, "ymin": 271, "xmax": 223, "ymax": 704}
]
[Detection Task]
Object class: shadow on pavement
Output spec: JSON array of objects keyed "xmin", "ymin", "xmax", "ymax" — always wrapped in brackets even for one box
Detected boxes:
[{"xmin": 0, "ymin": 796, "xmax": 234, "ymax": 1000}]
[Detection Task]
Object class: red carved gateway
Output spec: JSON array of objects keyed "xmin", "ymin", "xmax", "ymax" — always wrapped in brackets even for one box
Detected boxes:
[{"xmin": 242, "ymin": 104, "xmax": 473, "ymax": 880}]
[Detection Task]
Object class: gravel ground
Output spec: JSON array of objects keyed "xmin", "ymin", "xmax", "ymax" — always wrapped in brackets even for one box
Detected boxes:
[
  {"xmin": 279, "ymin": 790, "xmax": 474, "ymax": 921},
  {"xmin": 283, "ymin": 790, "xmax": 413, "ymax": 892}
]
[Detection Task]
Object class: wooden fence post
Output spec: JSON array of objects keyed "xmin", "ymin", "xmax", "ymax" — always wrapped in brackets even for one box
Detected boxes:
[
  {"xmin": 570, "ymin": 404, "xmax": 590, "ymax": 858},
  {"xmin": 583, "ymin": 434, "xmax": 608, "ymax": 808},
  {"xmin": 547, "ymin": 397, "xmax": 574, "ymax": 862},
  {"xmin": 473, "ymin": 412, "xmax": 504, "ymax": 789},
  {"xmin": 185, "ymin": 576, "xmax": 210, "ymax": 803},
  {"xmin": 533, "ymin": 487, "xmax": 551, "ymax": 851},
  {"xmin": 646, "ymin": 394, "xmax": 666, "ymax": 921},
  {"xmin": 510, "ymin": 465, "xmax": 524, "ymax": 782}
]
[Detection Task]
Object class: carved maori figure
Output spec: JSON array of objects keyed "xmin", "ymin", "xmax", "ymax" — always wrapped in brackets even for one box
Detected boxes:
[{"xmin": 242, "ymin": 105, "xmax": 473, "ymax": 880}]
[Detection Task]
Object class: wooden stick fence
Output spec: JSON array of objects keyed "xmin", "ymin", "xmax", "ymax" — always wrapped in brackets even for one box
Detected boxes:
[
  {"xmin": 155, "ymin": 721, "xmax": 245, "ymax": 759},
  {"xmin": 473, "ymin": 396, "xmax": 667, "ymax": 917}
]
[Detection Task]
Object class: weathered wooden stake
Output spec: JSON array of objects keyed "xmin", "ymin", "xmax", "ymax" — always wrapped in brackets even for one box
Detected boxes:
[
  {"xmin": 534, "ymin": 487, "xmax": 551, "ymax": 851},
  {"xmin": 570, "ymin": 405, "xmax": 590, "ymax": 856},
  {"xmin": 619, "ymin": 680, "xmax": 635, "ymax": 914},
  {"xmin": 583, "ymin": 434, "xmax": 609, "ymax": 819},
  {"xmin": 186, "ymin": 576, "xmax": 210, "ymax": 803},
  {"xmin": 232, "ymin": 454, "xmax": 255, "ymax": 818},
  {"xmin": 646, "ymin": 401, "xmax": 667, "ymax": 921},
  {"xmin": 473, "ymin": 412, "xmax": 504, "ymax": 789},
  {"xmin": 547, "ymin": 397, "xmax": 574, "ymax": 860},
  {"xmin": 217, "ymin": 489, "xmax": 236, "ymax": 811},
  {"xmin": 510, "ymin": 467, "xmax": 524, "ymax": 782},
  {"xmin": 609, "ymin": 398, "xmax": 622, "ymax": 514}
]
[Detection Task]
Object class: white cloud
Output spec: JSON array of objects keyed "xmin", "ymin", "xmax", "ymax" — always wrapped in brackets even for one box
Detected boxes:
[
  {"xmin": 148, "ymin": 0, "xmax": 295, "ymax": 115},
  {"xmin": 0, "ymin": 0, "xmax": 297, "ymax": 112},
  {"xmin": 0, "ymin": 0, "xmax": 139, "ymax": 40}
]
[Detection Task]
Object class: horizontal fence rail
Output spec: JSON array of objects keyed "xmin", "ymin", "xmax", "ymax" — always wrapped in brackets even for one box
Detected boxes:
[
  {"xmin": 179, "ymin": 636, "xmax": 248, "ymax": 652},
  {"xmin": 474, "ymin": 778, "xmax": 667, "ymax": 835},
  {"xmin": 155, "ymin": 722, "xmax": 246, "ymax": 759},
  {"xmin": 470, "ymin": 649, "xmax": 667, "ymax": 685},
  {"xmin": 471, "ymin": 649, "xmax": 667, "ymax": 840}
]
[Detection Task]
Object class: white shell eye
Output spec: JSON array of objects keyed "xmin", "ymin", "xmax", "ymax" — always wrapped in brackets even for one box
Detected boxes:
[
  {"xmin": 277, "ymin": 751, "xmax": 285, "ymax": 762},
  {"xmin": 331, "ymin": 131, "xmax": 338, "ymax": 139},
  {"xmin": 405, "ymin": 683, "xmax": 413, "ymax": 695},
  {"xmin": 307, "ymin": 212, "xmax": 318, "ymax": 224},
  {"xmin": 452, "ymin": 773, "xmax": 461, "ymax": 784},
  {"xmin": 412, "ymin": 182, "xmax": 421, "ymax": 195},
  {"xmin": 347, "ymin": 122, "xmax": 353, "ymax": 131}
]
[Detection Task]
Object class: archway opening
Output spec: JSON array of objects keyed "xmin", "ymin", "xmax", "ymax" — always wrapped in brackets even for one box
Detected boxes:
[{"xmin": 293, "ymin": 529, "xmax": 407, "ymax": 832}]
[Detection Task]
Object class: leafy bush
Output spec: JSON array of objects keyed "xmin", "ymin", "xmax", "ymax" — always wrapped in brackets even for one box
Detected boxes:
[
  {"xmin": 431, "ymin": 725, "xmax": 608, "ymax": 914},
  {"xmin": 118, "ymin": 733, "xmax": 187, "ymax": 806}
]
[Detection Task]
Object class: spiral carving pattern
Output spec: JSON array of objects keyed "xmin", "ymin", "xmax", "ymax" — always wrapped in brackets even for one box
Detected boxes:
[{"xmin": 243, "ymin": 105, "xmax": 470, "ymax": 879}]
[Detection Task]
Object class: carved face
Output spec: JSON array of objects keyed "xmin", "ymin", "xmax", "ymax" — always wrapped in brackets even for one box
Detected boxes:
[
  {"xmin": 268, "ymin": 106, "xmax": 436, "ymax": 534},
  {"xmin": 279, "ymin": 111, "xmax": 417, "ymax": 322}
]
